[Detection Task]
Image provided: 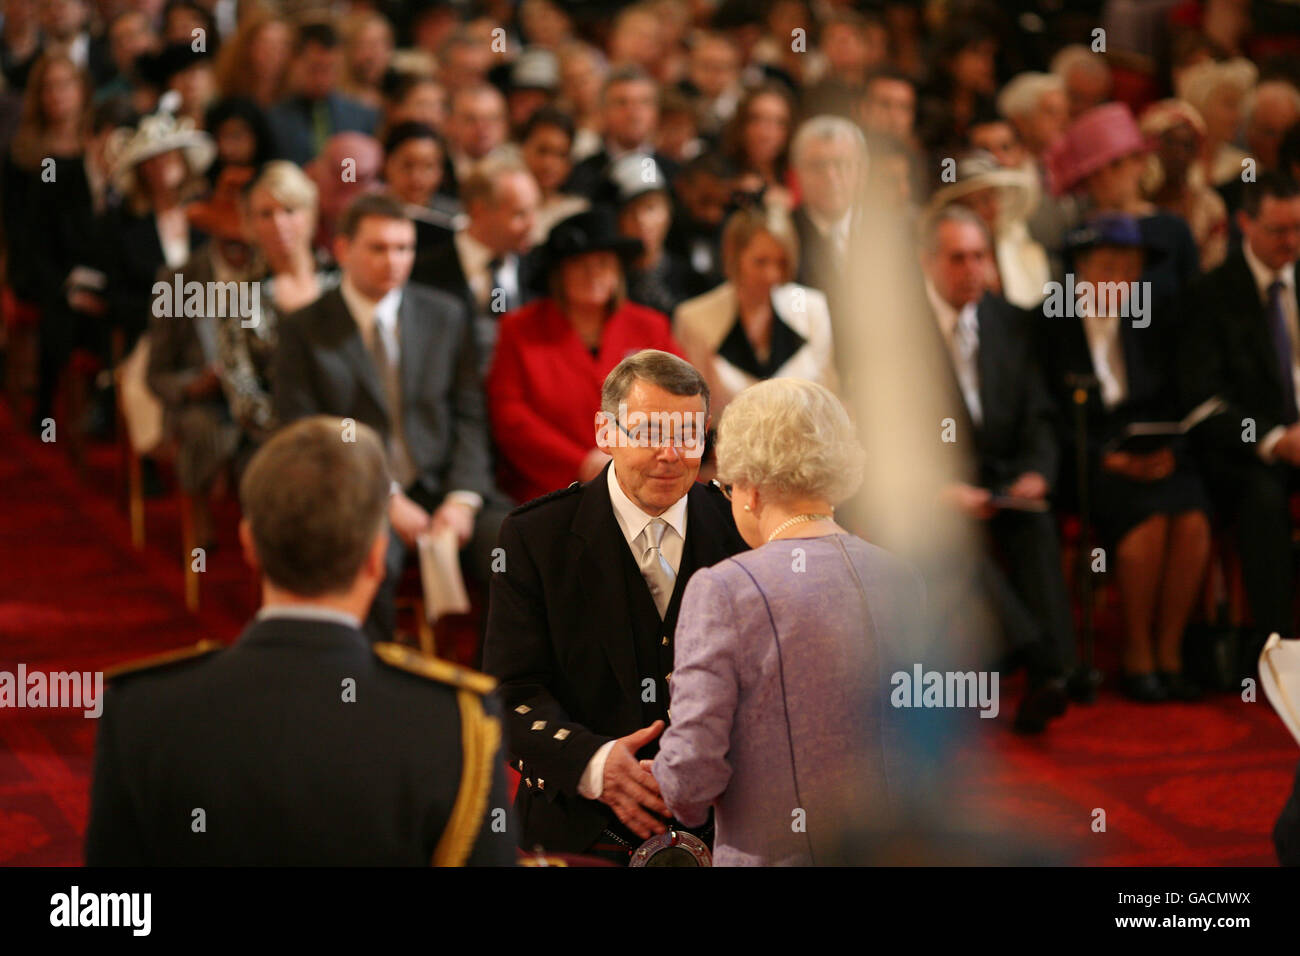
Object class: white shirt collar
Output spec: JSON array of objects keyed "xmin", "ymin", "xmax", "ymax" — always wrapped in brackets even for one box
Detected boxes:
[
  {"xmin": 256, "ymin": 605, "xmax": 362, "ymax": 630},
  {"xmin": 925, "ymin": 279, "xmax": 972, "ymax": 340},
  {"xmin": 340, "ymin": 276, "xmax": 402, "ymax": 335},
  {"xmin": 805, "ymin": 208, "xmax": 851, "ymax": 241},
  {"xmin": 606, "ymin": 463, "xmax": 689, "ymax": 546},
  {"xmin": 1244, "ymin": 240, "xmax": 1296, "ymax": 300}
]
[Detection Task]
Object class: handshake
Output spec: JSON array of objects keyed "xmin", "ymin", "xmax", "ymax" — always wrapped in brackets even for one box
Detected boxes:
[{"xmin": 599, "ymin": 720, "xmax": 672, "ymax": 840}]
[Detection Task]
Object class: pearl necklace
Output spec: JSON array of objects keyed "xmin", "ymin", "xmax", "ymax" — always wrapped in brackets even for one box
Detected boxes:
[{"xmin": 766, "ymin": 513, "xmax": 834, "ymax": 543}]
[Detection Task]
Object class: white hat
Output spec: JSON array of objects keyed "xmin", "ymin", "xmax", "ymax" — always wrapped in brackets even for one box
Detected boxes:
[
  {"xmin": 925, "ymin": 151, "xmax": 1037, "ymax": 226},
  {"xmin": 107, "ymin": 92, "xmax": 215, "ymax": 195}
]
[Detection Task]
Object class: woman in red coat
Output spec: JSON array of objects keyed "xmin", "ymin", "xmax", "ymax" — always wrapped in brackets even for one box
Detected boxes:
[{"xmin": 487, "ymin": 209, "xmax": 685, "ymax": 503}]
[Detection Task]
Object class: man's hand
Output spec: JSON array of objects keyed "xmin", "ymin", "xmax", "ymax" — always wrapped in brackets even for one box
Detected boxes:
[
  {"xmin": 1274, "ymin": 425, "xmax": 1300, "ymax": 467},
  {"xmin": 431, "ymin": 499, "xmax": 475, "ymax": 548},
  {"xmin": 577, "ymin": 448, "xmax": 612, "ymax": 482},
  {"xmin": 940, "ymin": 482, "xmax": 995, "ymax": 520},
  {"xmin": 388, "ymin": 491, "xmax": 431, "ymax": 548},
  {"xmin": 1006, "ymin": 471, "xmax": 1049, "ymax": 500},
  {"xmin": 599, "ymin": 720, "xmax": 669, "ymax": 840}
]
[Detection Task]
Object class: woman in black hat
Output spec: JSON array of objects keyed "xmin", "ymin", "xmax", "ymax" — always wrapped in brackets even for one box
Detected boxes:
[
  {"xmin": 486, "ymin": 208, "xmax": 685, "ymax": 504},
  {"xmin": 1038, "ymin": 213, "xmax": 1212, "ymax": 703}
]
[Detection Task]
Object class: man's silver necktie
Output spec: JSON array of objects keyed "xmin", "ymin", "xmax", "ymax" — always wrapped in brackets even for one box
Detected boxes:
[{"xmin": 637, "ymin": 517, "xmax": 676, "ymax": 618}]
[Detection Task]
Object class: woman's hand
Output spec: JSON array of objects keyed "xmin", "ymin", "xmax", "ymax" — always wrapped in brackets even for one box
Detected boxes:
[{"xmin": 1102, "ymin": 447, "xmax": 1175, "ymax": 482}]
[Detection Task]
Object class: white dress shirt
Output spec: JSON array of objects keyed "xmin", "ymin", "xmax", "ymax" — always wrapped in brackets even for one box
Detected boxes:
[
  {"xmin": 1243, "ymin": 241, "xmax": 1300, "ymax": 462},
  {"xmin": 455, "ymin": 229, "xmax": 518, "ymax": 314},
  {"xmin": 926, "ymin": 281, "xmax": 983, "ymax": 427},
  {"xmin": 577, "ymin": 465, "xmax": 690, "ymax": 801},
  {"xmin": 1080, "ymin": 310, "xmax": 1128, "ymax": 411}
]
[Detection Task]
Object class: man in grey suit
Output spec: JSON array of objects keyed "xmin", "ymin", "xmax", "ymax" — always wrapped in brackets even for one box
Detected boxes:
[{"xmin": 274, "ymin": 193, "xmax": 502, "ymax": 645}]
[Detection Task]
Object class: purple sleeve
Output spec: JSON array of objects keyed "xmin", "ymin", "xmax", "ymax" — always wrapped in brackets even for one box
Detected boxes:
[{"xmin": 652, "ymin": 566, "xmax": 740, "ymax": 827}]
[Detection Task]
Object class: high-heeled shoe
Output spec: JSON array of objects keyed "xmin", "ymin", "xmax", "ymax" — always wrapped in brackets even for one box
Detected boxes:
[
  {"xmin": 1120, "ymin": 672, "xmax": 1167, "ymax": 702},
  {"xmin": 1158, "ymin": 670, "xmax": 1202, "ymax": 702}
]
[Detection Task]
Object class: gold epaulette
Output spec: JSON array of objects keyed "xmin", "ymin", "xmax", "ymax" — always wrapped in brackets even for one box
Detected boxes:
[
  {"xmin": 372, "ymin": 642, "xmax": 497, "ymax": 696},
  {"xmin": 104, "ymin": 640, "xmax": 224, "ymax": 680}
]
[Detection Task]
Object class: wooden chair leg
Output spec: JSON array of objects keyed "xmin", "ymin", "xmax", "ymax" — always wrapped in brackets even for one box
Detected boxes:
[
  {"xmin": 416, "ymin": 599, "xmax": 437, "ymax": 658},
  {"xmin": 181, "ymin": 492, "xmax": 199, "ymax": 612}
]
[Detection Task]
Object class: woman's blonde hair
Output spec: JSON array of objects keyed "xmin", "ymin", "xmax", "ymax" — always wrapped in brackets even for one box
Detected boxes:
[
  {"xmin": 245, "ymin": 160, "xmax": 320, "ymax": 232},
  {"xmin": 720, "ymin": 204, "xmax": 800, "ymax": 283},
  {"xmin": 715, "ymin": 377, "xmax": 864, "ymax": 505}
]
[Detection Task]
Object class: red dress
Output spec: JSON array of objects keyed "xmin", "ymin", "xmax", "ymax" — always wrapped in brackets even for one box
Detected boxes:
[{"xmin": 486, "ymin": 298, "xmax": 684, "ymax": 503}]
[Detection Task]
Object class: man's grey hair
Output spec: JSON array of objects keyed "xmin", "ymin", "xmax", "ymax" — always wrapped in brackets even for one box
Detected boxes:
[
  {"xmin": 920, "ymin": 203, "xmax": 992, "ymax": 256},
  {"xmin": 791, "ymin": 115, "xmax": 867, "ymax": 170},
  {"xmin": 601, "ymin": 350, "xmax": 710, "ymax": 418}
]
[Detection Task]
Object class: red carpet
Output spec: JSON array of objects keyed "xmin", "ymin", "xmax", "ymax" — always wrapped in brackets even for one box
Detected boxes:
[{"xmin": 0, "ymin": 403, "xmax": 1296, "ymax": 866}]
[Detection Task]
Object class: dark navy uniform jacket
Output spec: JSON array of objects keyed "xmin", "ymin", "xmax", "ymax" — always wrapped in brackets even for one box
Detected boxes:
[{"xmin": 85, "ymin": 612, "xmax": 515, "ymax": 866}]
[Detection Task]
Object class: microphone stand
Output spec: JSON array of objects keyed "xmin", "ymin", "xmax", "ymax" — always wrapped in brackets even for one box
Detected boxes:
[{"xmin": 1065, "ymin": 373, "xmax": 1103, "ymax": 702}]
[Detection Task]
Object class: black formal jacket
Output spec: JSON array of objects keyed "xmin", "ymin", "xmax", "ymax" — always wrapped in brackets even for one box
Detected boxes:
[
  {"xmin": 410, "ymin": 236, "xmax": 539, "ymax": 319},
  {"xmin": 84, "ymin": 617, "xmax": 515, "ymax": 865},
  {"xmin": 933, "ymin": 292, "xmax": 1060, "ymax": 492},
  {"xmin": 1178, "ymin": 245, "xmax": 1300, "ymax": 463},
  {"xmin": 483, "ymin": 465, "xmax": 748, "ymax": 852},
  {"xmin": 1037, "ymin": 291, "xmax": 1187, "ymax": 467},
  {"xmin": 563, "ymin": 147, "xmax": 680, "ymax": 203},
  {"xmin": 272, "ymin": 283, "xmax": 495, "ymax": 503},
  {"xmin": 101, "ymin": 207, "xmax": 205, "ymax": 341}
]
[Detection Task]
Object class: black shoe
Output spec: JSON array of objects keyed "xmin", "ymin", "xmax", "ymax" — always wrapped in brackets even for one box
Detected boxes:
[
  {"xmin": 1157, "ymin": 670, "xmax": 1202, "ymax": 702},
  {"xmin": 1120, "ymin": 672, "xmax": 1168, "ymax": 702},
  {"xmin": 1013, "ymin": 678, "xmax": 1068, "ymax": 734},
  {"xmin": 1066, "ymin": 665, "xmax": 1103, "ymax": 704}
]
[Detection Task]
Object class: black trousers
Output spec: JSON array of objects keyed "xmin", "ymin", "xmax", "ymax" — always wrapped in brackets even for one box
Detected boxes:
[
  {"xmin": 365, "ymin": 488, "xmax": 509, "ymax": 664},
  {"xmin": 988, "ymin": 509, "xmax": 1077, "ymax": 676},
  {"xmin": 1200, "ymin": 455, "xmax": 1296, "ymax": 639}
]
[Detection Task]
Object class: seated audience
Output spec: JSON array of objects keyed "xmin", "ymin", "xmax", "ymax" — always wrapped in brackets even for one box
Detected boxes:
[
  {"xmin": 381, "ymin": 121, "xmax": 458, "ymax": 253},
  {"xmin": 1039, "ymin": 215, "xmax": 1212, "ymax": 702},
  {"xmin": 411, "ymin": 154, "xmax": 540, "ymax": 373},
  {"xmin": 564, "ymin": 66, "xmax": 679, "ymax": 201},
  {"xmin": 921, "ymin": 206, "xmax": 1074, "ymax": 731},
  {"xmin": 674, "ymin": 204, "xmax": 837, "ymax": 418},
  {"xmin": 1139, "ymin": 99, "xmax": 1229, "ymax": 272},
  {"xmin": 1180, "ymin": 173, "xmax": 1300, "ymax": 646},
  {"xmin": 518, "ymin": 106, "xmax": 588, "ymax": 242},
  {"xmin": 486, "ymin": 209, "xmax": 683, "ymax": 503},
  {"xmin": 611, "ymin": 154, "xmax": 692, "ymax": 316},
  {"xmin": 273, "ymin": 193, "xmax": 501, "ymax": 643},
  {"xmin": 267, "ymin": 21, "xmax": 378, "ymax": 166}
]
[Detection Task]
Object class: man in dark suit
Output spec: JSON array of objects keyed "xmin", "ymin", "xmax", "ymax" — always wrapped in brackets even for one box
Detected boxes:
[
  {"xmin": 483, "ymin": 350, "xmax": 747, "ymax": 860},
  {"xmin": 410, "ymin": 155, "xmax": 540, "ymax": 374},
  {"xmin": 563, "ymin": 66, "xmax": 680, "ymax": 203},
  {"xmin": 790, "ymin": 114, "xmax": 868, "ymax": 371},
  {"xmin": 274, "ymin": 193, "xmax": 502, "ymax": 645},
  {"xmin": 1181, "ymin": 172, "xmax": 1300, "ymax": 642},
  {"xmin": 85, "ymin": 416, "xmax": 514, "ymax": 866},
  {"xmin": 267, "ymin": 21, "xmax": 378, "ymax": 166},
  {"xmin": 921, "ymin": 206, "xmax": 1074, "ymax": 732}
]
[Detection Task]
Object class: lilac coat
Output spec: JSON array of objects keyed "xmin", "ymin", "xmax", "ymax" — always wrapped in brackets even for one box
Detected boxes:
[{"xmin": 652, "ymin": 533, "xmax": 924, "ymax": 866}]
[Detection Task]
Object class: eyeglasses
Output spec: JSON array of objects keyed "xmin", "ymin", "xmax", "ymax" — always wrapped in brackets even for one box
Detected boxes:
[
  {"xmin": 615, "ymin": 419, "xmax": 702, "ymax": 450},
  {"xmin": 710, "ymin": 478, "xmax": 733, "ymax": 500}
]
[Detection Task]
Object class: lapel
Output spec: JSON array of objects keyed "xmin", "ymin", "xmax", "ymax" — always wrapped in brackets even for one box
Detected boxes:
[
  {"xmin": 327, "ymin": 287, "xmax": 389, "ymax": 428},
  {"xmin": 662, "ymin": 484, "xmax": 710, "ymax": 627},
  {"xmin": 570, "ymin": 466, "xmax": 641, "ymax": 705},
  {"xmin": 1231, "ymin": 250, "xmax": 1288, "ymax": 400},
  {"xmin": 397, "ymin": 288, "xmax": 429, "ymax": 416}
]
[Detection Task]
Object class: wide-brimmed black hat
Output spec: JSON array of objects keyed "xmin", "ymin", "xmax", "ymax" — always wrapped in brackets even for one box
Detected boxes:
[{"xmin": 531, "ymin": 209, "xmax": 643, "ymax": 291}]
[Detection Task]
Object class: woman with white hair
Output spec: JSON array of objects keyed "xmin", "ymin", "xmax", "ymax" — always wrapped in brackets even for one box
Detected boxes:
[
  {"xmin": 1176, "ymin": 58, "xmax": 1257, "ymax": 187},
  {"xmin": 651, "ymin": 378, "xmax": 924, "ymax": 865}
]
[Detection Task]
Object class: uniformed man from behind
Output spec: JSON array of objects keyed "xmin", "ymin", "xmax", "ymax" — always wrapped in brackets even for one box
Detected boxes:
[{"xmin": 85, "ymin": 416, "xmax": 515, "ymax": 866}]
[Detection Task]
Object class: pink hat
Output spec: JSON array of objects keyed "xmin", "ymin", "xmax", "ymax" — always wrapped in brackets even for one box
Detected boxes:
[{"xmin": 1044, "ymin": 102, "xmax": 1151, "ymax": 196}]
